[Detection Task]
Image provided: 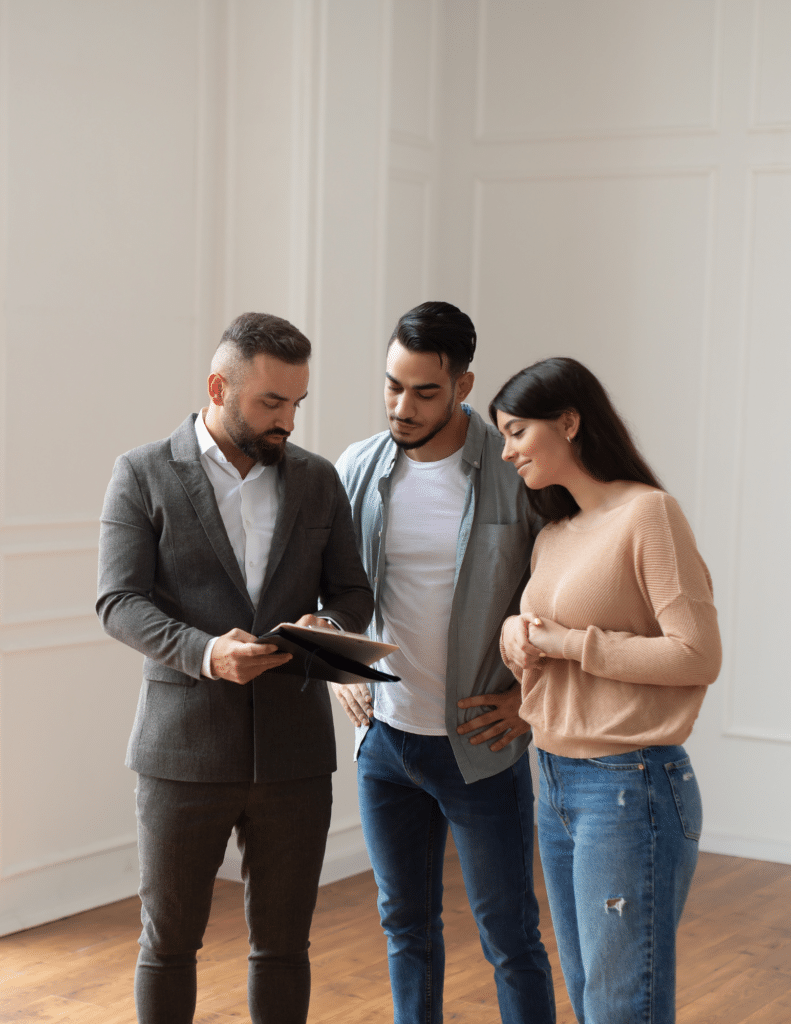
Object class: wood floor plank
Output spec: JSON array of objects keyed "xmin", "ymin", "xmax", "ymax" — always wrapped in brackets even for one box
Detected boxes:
[
  {"xmin": 677, "ymin": 966, "xmax": 791, "ymax": 1024},
  {"xmin": 1, "ymin": 844, "xmax": 788, "ymax": 1023},
  {"xmin": 739, "ymin": 985, "xmax": 791, "ymax": 1024}
]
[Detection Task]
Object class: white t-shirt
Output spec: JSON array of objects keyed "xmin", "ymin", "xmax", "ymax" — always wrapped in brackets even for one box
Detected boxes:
[{"xmin": 376, "ymin": 448, "xmax": 467, "ymax": 734}]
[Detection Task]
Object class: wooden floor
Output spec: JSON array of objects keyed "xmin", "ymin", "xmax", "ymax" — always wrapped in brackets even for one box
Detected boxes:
[{"xmin": 1, "ymin": 838, "xmax": 789, "ymax": 1023}]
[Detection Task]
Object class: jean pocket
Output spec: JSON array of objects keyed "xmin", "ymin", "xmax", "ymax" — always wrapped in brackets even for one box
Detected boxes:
[
  {"xmin": 665, "ymin": 757, "xmax": 703, "ymax": 840},
  {"xmin": 584, "ymin": 758, "xmax": 644, "ymax": 772}
]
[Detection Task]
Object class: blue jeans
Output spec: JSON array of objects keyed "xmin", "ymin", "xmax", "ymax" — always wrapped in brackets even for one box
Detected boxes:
[
  {"xmin": 537, "ymin": 746, "xmax": 701, "ymax": 1024},
  {"xmin": 358, "ymin": 719, "xmax": 556, "ymax": 1024}
]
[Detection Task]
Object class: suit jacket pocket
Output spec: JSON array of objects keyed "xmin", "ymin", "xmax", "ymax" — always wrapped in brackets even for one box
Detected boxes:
[{"xmin": 143, "ymin": 657, "xmax": 199, "ymax": 687}]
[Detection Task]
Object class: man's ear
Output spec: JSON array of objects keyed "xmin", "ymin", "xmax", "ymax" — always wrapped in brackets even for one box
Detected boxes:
[
  {"xmin": 456, "ymin": 371, "xmax": 474, "ymax": 403},
  {"xmin": 207, "ymin": 372, "xmax": 226, "ymax": 407}
]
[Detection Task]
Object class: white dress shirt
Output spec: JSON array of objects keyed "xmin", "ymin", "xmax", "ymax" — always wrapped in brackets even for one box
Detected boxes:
[{"xmin": 195, "ymin": 411, "xmax": 280, "ymax": 677}]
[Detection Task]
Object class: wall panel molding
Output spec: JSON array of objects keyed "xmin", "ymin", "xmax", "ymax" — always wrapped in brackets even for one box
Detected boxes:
[
  {"xmin": 192, "ymin": 0, "xmax": 229, "ymax": 395},
  {"xmin": 0, "ymin": 0, "xmax": 8, "ymax": 542},
  {"xmin": 305, "ymin": 0, "xmax": 393, "ymax": 457},
  {"xmin": 385, "ymin": 168, "xmax": 433, "ymax": 326},
  {"xmin": 474, "ymin": 0, "xmax": 722, "ymax": 144},
  {"xmin": 470, "ymin": 165, "xmax": 716, "ymax": 321},
  {"xmin": 721, "ymin": 165, "xmax": 791, "ymax": 745},
  {"xmin": 390, "ymin": 0, "xmax": 439, "ymax": 149},
  {"xmin": 469, "ymin": 166, "xmax": 715, "ymax": 529},
  {"xmin": 0, "ymin": 627, "xmax": 110, "ymax": 655},
  {"xmin": 288, "ymin": 0, "xmax": 319, "ymax": 335},
  {"xmin": 1, "ymin": 548, "xmax": 98, "ymax": 626},
  {"xmin": 749, "ymin": 0, "xmax": 791, "ymax": 132}
]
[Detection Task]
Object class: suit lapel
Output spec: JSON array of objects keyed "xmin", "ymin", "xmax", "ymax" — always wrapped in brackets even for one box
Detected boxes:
[{"xmin": 168, "ymin": 415, "xmax": 254, "ymax": 611}]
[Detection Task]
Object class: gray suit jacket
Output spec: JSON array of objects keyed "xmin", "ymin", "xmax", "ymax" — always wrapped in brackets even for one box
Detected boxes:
[{"xmin": 97, "ymin": 414, "xmax": 374, "ymax": 784}]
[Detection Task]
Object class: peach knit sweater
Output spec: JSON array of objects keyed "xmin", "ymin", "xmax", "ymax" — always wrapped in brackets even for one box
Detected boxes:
[{"xmin": 502, "ymin": 490, "xmax": 722, "ymax": 758}]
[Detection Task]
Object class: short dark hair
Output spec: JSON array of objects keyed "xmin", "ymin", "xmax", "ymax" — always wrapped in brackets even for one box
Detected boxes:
[
  {"xmin": 218, "ymin": 312, "xmax": 311, "ymax": 365},
  {"xmin": 389, "ymin": 301, "xmax": 476, "ymax": 378},
  {"xmin": 489, "ymin": 356, "xmax": 663, "ymax": 522}
]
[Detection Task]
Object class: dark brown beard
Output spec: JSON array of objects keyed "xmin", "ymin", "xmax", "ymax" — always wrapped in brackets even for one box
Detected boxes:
[
  {"xmin": 224, "ymin": 396, "xmax": 289, "ymax": 465},
  {"xmin": 232, "ymin": 429, "xmax": 288, "ymax": 466}
]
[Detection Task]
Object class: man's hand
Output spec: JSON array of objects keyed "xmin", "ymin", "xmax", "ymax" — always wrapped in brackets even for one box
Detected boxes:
[
  {"xmin": 331, "ymin": 682, "xmax": 374, "ymax": 726},
  {"xmin": 294, "ymin": 613, "xmax": 337, "ymax": 631},
  {"xmin": 210, "ymin": 628, "xmax": 292, "ymax": 684},
  {"xmin": 501, "ymin": 614, "xmax": 547, "ymax": 674},
  {"xmin": 297, "ymin": 615, "xmax": 373, "ymax": 725},
  {"xmin": 456, "ymin": 684, "xmax": 529, "ymax": 752}
]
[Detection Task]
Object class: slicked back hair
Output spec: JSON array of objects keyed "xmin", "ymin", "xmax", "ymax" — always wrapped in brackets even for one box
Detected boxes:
[
  {"xmin": 389, "ymin": 301, "xmax": 476, "ymax": 379},
  {"xmin": 490, "ymin": 356, "xmax": 663, "ymax": 522}
]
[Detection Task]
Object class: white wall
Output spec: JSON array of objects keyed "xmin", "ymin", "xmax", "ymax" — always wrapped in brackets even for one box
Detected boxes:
[
  {"xmin": 0, "ymin": 0, "xmax": 219, "ymax": 936},
  {"xmin": 429, "ymin": 0, "xmax": 791, "ymax": 864},
  {"xmin": 1, "ymin": 0, "xmax": 788, "ymax": 937},
  {"xmin": 0, "ymin": 0, "xmax": 393, "ymax": 935}
]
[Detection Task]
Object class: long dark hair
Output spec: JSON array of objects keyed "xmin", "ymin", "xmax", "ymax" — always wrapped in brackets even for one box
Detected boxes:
[{"xmin": 489, "ymin": 357, "xmax": 663, "ymax": 522}]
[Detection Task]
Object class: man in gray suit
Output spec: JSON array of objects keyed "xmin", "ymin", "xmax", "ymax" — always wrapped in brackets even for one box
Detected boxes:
[{"xmin": 97, "ymin": 312, "xmax": 373, "ymax": 1024}]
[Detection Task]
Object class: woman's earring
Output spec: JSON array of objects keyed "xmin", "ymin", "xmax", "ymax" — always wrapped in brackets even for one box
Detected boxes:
[{"xmin": 566, "ymin": 436, "xmax": 572, "ymax": 443}]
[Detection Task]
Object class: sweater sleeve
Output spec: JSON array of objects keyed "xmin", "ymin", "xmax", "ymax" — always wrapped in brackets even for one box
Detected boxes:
[
  {"xmin": 561, "ymin": 495, "xmax": 722, "ymax": 688},
  {"xmin": 499, "ymin": 529, "xmax": 544, "ymax": 680},
  {"xmin": 499, "ymin": 628, "xmax": 522, "ymax": 681}
]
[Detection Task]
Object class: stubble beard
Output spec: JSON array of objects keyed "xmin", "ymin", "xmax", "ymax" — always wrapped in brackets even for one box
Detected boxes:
[
  {"xmin": 390, "ymin": 395, "xmax": 455, "ymax": 452},
  {"xmin": 224, "ymin": 397, "xmax": 288, "ymax": 466}
]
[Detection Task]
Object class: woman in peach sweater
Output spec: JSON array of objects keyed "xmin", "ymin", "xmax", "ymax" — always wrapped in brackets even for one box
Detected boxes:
[{"xmin": 490, "ymin": 357, "xmax": 721, "ymax": 1024}]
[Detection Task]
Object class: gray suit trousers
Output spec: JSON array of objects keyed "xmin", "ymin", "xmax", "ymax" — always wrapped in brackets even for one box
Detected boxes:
[{"xmin": 134, "ymin": 773, "xmax": 332, "ymax": 1024}]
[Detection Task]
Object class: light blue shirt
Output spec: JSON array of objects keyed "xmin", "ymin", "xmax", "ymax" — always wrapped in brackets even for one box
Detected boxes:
[{"xmin": 336, "ymin": 406, "xmax": 540, "ymax": 783}]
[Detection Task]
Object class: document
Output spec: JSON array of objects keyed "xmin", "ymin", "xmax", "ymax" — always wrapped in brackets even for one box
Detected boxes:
[{"xmin": 257, "ymin": 623, "xmax": 401, "ymax": 685}]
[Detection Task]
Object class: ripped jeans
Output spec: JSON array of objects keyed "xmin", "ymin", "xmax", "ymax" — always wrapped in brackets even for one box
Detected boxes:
[{"xmin": 537, "ymin": 746, "xmax": 701, "ymax": 1024}]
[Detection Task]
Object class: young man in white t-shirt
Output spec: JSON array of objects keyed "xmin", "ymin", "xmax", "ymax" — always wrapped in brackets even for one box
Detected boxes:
[{"xmin": 334, "ymin": 302, "xmax": 555, "ymax": 1023}]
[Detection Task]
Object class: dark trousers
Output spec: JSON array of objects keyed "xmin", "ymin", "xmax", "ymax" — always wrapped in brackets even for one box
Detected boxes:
[{"xmin": 134, "ymin": 773, "xmax": 332, "ymax": 1024}]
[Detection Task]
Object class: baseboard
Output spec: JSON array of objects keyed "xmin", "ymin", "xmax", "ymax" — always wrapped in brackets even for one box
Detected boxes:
[
  {"xmin": 217, "ymin": 820, "xmax": 371, "ymax": 886},
  {"xmin": 4, "ymin": 825, "xmax": 785, "ymax": 938},
  {"xmin": 699, "ymin": 830, "xmax": 791, "ymax": 865},
  {"xmin": 0, "ymin": 820, "xmax": 369, "ymax": 938},
  {"xmin": 0, "ymin": 841, "xmax": 140, "ymax": 938}
]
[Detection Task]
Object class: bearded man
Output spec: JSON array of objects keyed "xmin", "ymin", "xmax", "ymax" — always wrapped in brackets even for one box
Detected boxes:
[{"xmin": 97, "ymin": 312, "xmax": 373, "ymax": 1024}]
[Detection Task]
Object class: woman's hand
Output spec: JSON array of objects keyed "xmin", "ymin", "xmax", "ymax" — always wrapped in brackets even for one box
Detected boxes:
[
  {"xmin": 501, "ymin": 614, "xmax": 549, "ymax": 673},
  {"xmin": 526, "ymin": 613, "xmax": 570, "ymax": 660}
]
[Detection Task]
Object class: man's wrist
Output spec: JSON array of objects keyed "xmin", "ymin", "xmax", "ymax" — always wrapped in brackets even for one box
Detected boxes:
[{"xmin": 202, "ymin": 636, "xmax": 220, "ymax": 679}]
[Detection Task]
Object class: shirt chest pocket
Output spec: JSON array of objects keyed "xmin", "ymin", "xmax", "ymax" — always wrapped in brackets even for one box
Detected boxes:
[{"xmin": 465, "ymin": 522, "xmax": 531, "ymax": 595}]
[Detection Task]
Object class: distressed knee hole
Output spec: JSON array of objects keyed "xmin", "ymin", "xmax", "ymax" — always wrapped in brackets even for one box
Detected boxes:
[
  {"xmin": 617, "ymin": 790, "xmax": 626, "ymax": 806},
  {"xmin": 605, "ymin": 897, "xmax": 626, "ymax": 916}
]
